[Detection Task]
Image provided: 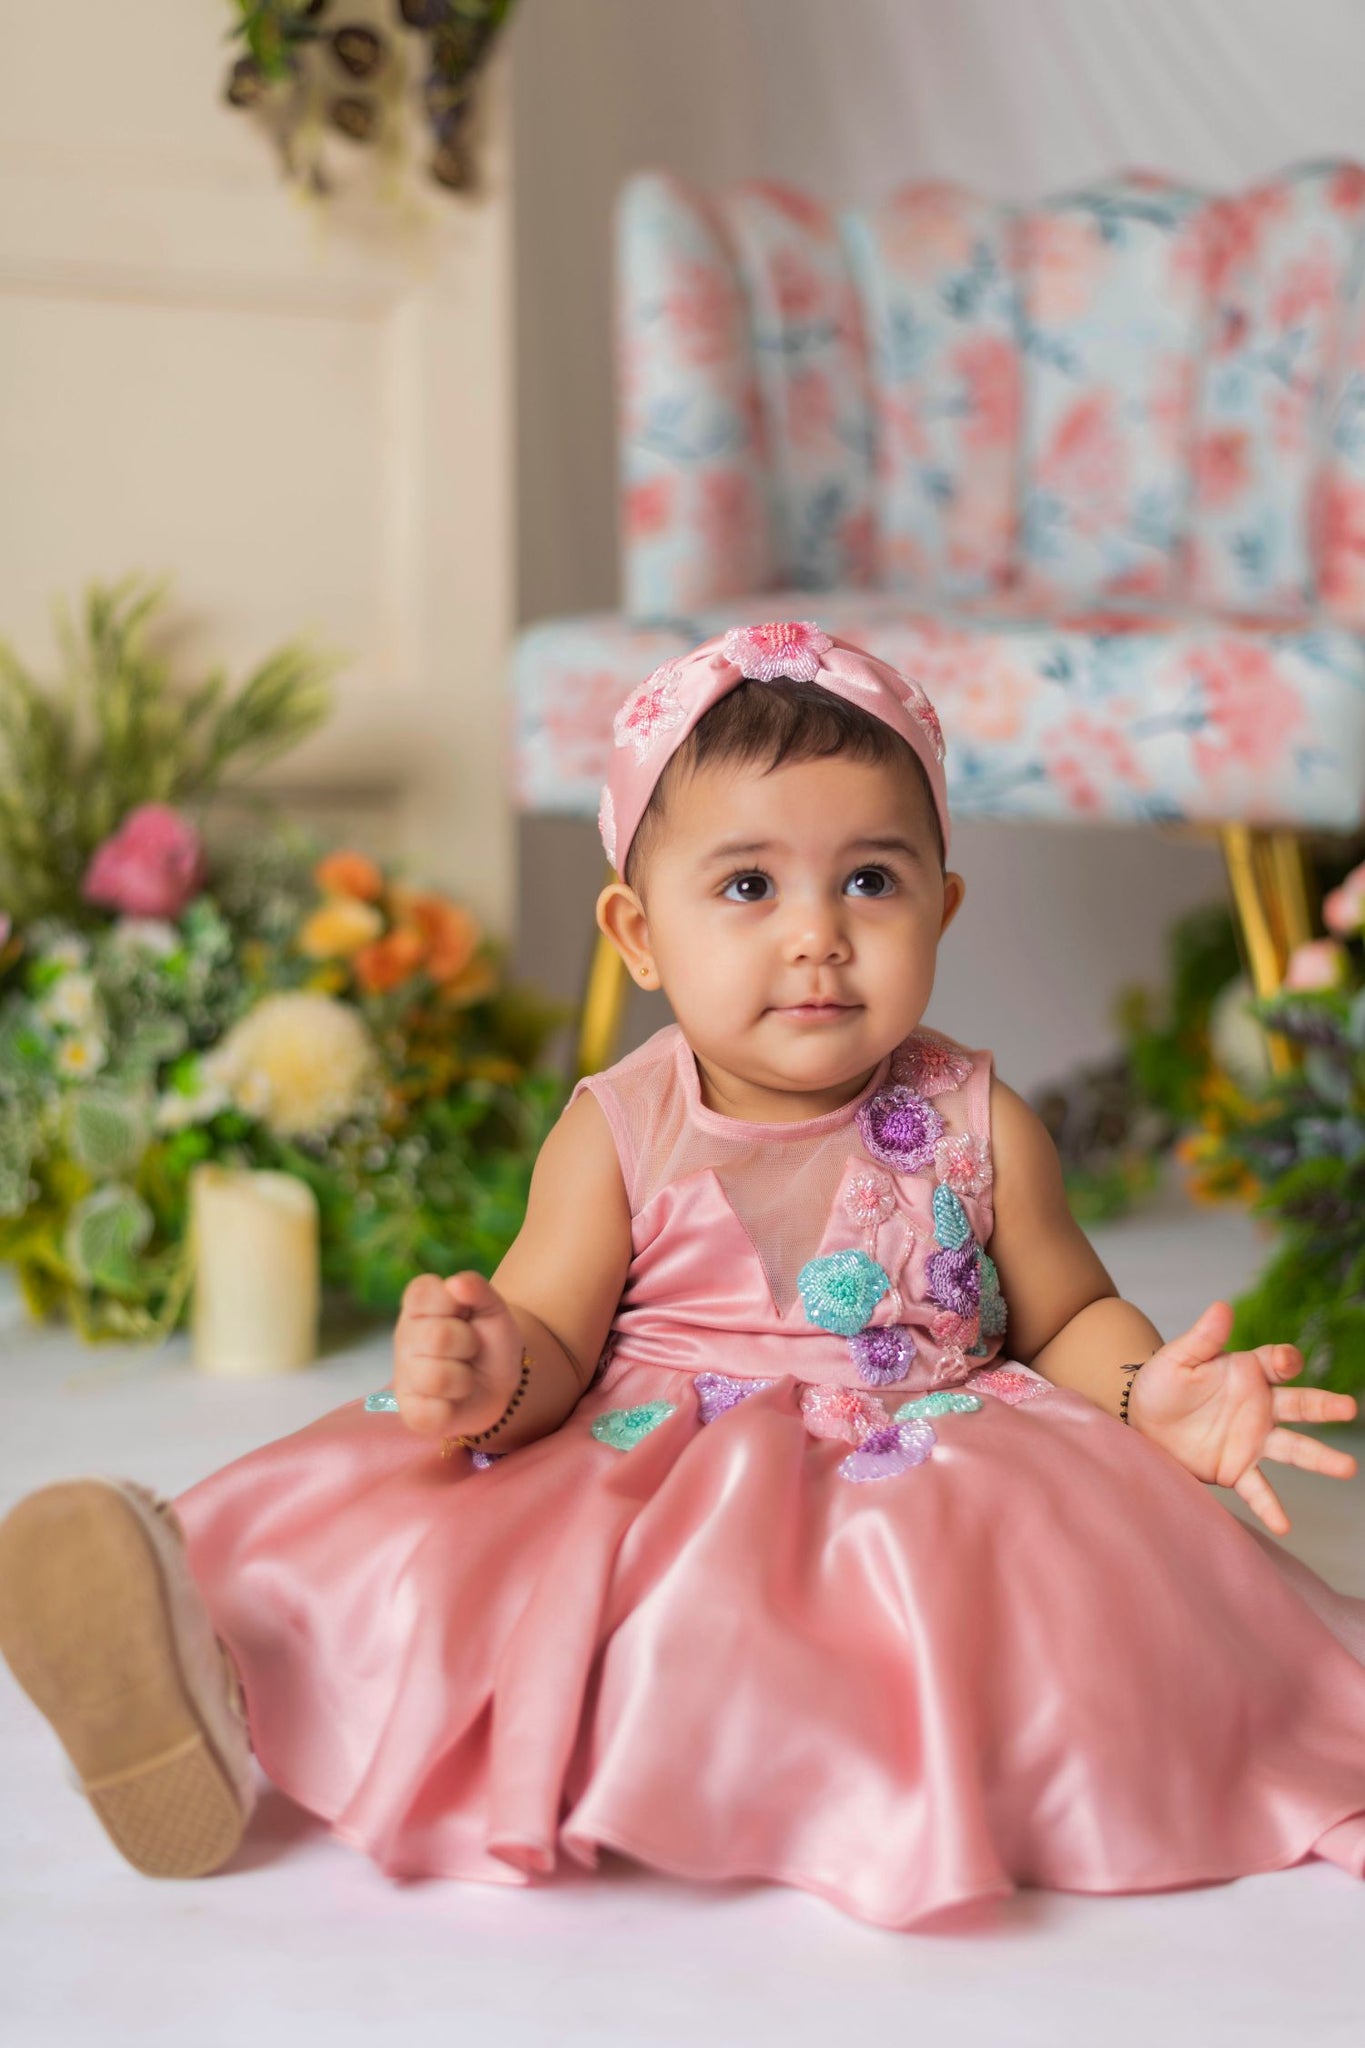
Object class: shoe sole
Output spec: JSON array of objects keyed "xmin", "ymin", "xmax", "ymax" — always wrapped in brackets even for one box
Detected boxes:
[{"xmin": 0, "ymin": 1478, "xmax": 251, "ymax": 1878}]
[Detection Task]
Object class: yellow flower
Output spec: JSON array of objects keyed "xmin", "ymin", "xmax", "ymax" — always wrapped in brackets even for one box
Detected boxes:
[
  {"xmin": 299, "ymin": 897, "xmax": 384, "ymax": 960},
  {"xmin": 210, "ymin": 993, "xmax": 379, "ymax": 1139}
]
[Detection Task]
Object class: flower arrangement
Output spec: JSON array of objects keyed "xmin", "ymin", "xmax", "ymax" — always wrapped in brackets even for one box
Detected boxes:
[
  {"xmin": 1178, "ymin": 856, "xmax": 1365, "ymax": 1398},
  {"xmin": 0, "ymin": 578, "xmax": 567, "ymax": 1339}
]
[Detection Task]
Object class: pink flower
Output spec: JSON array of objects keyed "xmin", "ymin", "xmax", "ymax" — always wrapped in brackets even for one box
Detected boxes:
[
  {"xmin": 891, "ymin": 1030, "xmax": 973, "ymax": 1097},
  {"xmin": 82, "ymin": 804, "xmax": 206, "ymax": 919},
  {"xmin": 613, "ymin": 660, "xmax": 687, "ymax": 761},
  {"xmin": 799, "ymin": 1383, "xmax": 888, "ymax": 1445},
  {"xmin": 722, "ymin": 621, "xmax": 833, "ymax": 683},
  {"xmin": 1283, "ymin": 939, "xmax": 1350, "ymax": 991},
  {"xmin": 842, "ymin": 1167, "xmax": 896, "ymax": 1231},
  {"xmin": 934, "ymin": 1132, "xmax": 993, "ymax": 1196},
  {"xmin": 1322, "ymin": 860, "xmax": 1365, "ymax": 937}
]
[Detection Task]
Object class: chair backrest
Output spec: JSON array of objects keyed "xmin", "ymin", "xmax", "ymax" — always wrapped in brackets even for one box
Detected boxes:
[{"xmin": 616, "ymin": 161, "xmax": 1365, "ymax": 628}]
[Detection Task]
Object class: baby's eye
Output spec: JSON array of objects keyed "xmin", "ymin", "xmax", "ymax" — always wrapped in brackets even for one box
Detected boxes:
[
  {"xmin": 846, "ymin": 866, "xmax": 896, "ymax": 897},
  {"xmin": 721, "ymin": 871, "xmax": 774, "ymax": 903}
]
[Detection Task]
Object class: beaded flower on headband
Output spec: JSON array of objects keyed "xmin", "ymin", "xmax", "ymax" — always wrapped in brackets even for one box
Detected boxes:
[{"xmin": 597, "ymin": 621, "xmax": 950, "ymax": 876}]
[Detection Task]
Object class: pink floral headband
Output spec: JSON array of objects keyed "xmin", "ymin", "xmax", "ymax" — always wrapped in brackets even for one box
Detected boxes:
[{"xmin": 598, "ymin": 620, "xmax": 950, "ymax": 877}]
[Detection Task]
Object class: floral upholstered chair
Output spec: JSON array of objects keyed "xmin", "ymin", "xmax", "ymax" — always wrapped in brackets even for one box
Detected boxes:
[{"xmin": 510, "ymin": 161, "xmax": 1365, "ymax": 1076}]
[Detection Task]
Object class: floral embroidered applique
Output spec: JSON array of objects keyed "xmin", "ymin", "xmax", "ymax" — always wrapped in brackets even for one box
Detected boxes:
[
  {"xmin": 931, "ymin": 1182, "xmax": 973, "ymax": 1250},
  {"xmin": 612, "ymin": 661, "xmax": 687, "ymax": 760},
  {"xmin": 597, "ymin": 783, "xmax": 617, "ymax": 866},
  {"xmin": 722, "ymin": 620, "xmax": 833, "ymax": 682},
  {"xmin": 838, "ymin": 1419, "xmax": 937, "ymax": 1483},
  {"xmin": 894, "ymin": 1390, "xmax": 983, "ymax": 1421},
  {"xmin": 847, "ymin": 1323, "xmax": 916, "ymax": 1386},
  {"xmin": 968, "ymin": 1367, "xmax": 1049, "ymax": 1405},
  {"xmin": 934, "ymin": 1131, "xmax": 992, "ymax": 1195},
  {"xmin": 799, "ymin": 1383, "xmax": 889, "ymax": 1444},
  {"xmin": 797, "ymin": 1248, "xmax": 890, "ymax": 1335},
  {"xmin": 696, "ymin": 1372, "xmax": 776, "ymax": 1423},
  {"xmin": 591, "ymin": 1400, "xmax": 678, "ymax": 1449},
  {"xmin": 890, "ymin": 1031, "xmax": 972, "ymax": 1097},
  {"xmin": 856, "ymin": 1084, "xmax": 944, "ymax": 1172},
  {"xmin": 926, "ymin": 1240, "xmax": 979, "ymax": 1317}
]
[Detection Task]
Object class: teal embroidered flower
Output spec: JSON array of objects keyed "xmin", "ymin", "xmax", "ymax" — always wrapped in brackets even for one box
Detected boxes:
[
  {"xmin": 893, "ymin": 1390, "xmax": 983, "ymax": 1422},
  {"xmin": 978, "ymin": 1249, "xmax": 1007, "ymax": 1337},
  {"xmin": 796, "ymin": 1248, "xmax": 891, "ymax": 1334},
  {"xmin": 931, "ymin": 1182, "xmax": 973, "ymax": 1250},
  {"xmin": 364, "ymin": 1390, "xmax": 399, "ymax": 1412},
  {"xmin": 591, "ymin": 1400, "xmax": 677, "ymax": 1449}
]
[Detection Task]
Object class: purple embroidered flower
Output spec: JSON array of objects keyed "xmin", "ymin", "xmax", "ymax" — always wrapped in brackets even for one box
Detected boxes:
[
  {"xmin": 597, "ymin": 783, "xmax": 617, "ymax": 867},
  {"xmin": 696, "ymin": 1372, "xmax": 775, "ymax": 1424},
  {"xmin": 838, "ymin": 1418, "xmax": 936, "ymax": 1483},
  {"xmin": 612, "ymin": 660, "xmax": 687, "ymax": 760},
  {"xmin": 722, "ymin": 620, "xmax": 833, "ymax": 683},
  {"xmin": 842, "ymin": 1165, "xmax": 896, "ymax": 1231},
  {"xmin": 934, "ymin": 1130, "xmax": 992, "ymax": 1194},
  {"xmin": 926, "ymin": 1241, "xmax": 980, "ymax": 1316},
  {"xmin": 856, "ymin": 1084, "xmax": 944, "ymax": 1172},
  {"xmin": 847, "ymin": 1324, "xmax": 915, "ymax": 1387},
  {"xmin": 890, "ymin": 1032, "xmax": 973, "ymax": 1098}
]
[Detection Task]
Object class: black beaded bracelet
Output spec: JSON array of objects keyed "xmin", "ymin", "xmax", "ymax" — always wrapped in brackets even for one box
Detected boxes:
[
  {"xmin": 1118, "ymin": 1358, "xmax": 1147, "ymax": 1426},
  {"xmin": 440, "ymin": 1350, "xmax": 534, "ymax": 1461}
]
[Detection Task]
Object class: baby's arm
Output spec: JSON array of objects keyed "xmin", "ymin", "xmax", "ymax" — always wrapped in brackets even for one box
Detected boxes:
[
  {"xmin": 393, "ymin": 1090, "xmax": 632, "ymax": 1452},
  {"xmin": 985, "ymin": 1075, "xmax": 1162, "ymax": 1420}
]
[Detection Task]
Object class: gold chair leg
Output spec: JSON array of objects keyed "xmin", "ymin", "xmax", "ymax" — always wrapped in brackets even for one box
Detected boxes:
[
  {"xmin": 574, "ymin": 915, "xmax": 630, "ymax": 1079},
  {"xmin": 1218, "ymin": 825, "xmax": 1316, "ymax": 1075}
]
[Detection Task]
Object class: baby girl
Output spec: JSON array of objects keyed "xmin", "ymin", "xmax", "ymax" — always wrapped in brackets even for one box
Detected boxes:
[{"xmin": 3, "ymin": 620, "xmax": 1364, "ymax": 1933}]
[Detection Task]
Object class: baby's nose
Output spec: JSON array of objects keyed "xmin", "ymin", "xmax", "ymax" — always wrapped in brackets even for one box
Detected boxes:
[{"xmin": 784, "ymin": 899, "xmax": 852, "ymax": 960}]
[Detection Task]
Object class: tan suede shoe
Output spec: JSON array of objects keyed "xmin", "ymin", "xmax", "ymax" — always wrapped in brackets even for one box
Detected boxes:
[{"xmin": 0, "ymin": 1476, "xmax": 256, "ymax": 1878}]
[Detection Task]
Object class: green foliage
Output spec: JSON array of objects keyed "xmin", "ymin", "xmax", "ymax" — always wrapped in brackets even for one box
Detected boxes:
[
  {"xmin": 1114, "ymin": 902, "xmax": 1242, "ymax": 1127},
  {"xmin": 0, "ymin": 576, "xmax": 335, "ymax": 923}
]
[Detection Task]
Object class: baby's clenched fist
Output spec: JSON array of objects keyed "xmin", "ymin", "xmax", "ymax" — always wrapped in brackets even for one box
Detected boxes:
[{"xmin": 393, "ymin": 1270, "xmax": 526, "ymax": 1442}]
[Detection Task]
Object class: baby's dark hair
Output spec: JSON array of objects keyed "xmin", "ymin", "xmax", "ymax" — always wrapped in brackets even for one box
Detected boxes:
[{"xmin": 623, "ymin": 676, "xmax": 946, "ymax": 897}]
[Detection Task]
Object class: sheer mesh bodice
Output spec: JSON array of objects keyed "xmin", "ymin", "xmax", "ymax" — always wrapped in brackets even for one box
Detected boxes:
[{"xmin": 569, "ymin": 1021, "xmax": 998, "ymax": 1391}]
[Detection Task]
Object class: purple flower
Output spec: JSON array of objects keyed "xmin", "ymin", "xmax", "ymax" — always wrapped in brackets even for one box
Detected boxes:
[
  {"xmin": 856, "ymin": 1084, "xmax": 944, "ymax": 1172},
  {"xmin": 926, "ymin": 1242, "xmax": 980, "ymax": 1317},
  {"xmin": 847, "ymin": 1324, "xmax": 916, "ymax": 1386}
]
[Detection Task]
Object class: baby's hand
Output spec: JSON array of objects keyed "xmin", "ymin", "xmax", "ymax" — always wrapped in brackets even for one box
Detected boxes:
[
  {"xmin": 1126, "ymin": 1299, "xmax": 1358, "ymax": 1534},
  {"xmin": 393, "ymin": 1271, "xmax": 526, "ymax": 1443}
]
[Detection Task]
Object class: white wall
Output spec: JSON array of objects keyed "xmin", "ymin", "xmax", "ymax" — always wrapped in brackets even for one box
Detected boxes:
[{"xmin": 507, "ymin": 0, "xmax": 1365, "ymax": 1093}]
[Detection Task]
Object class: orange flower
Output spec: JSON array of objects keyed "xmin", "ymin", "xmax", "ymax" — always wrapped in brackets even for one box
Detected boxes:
[
  {"xmin": 352, "ymin": 926, "xmax": 426, "ymax": 994},
  {"xmin": 395, "ymin": 891, "xmax": 481, "ymax": 984},
  {"xmin": 437, "ymin": 954, "xmax": 498, "ymax": 1007},
  {"xmin": 314, "ymin": 850, "xmax": 384, "ymax": 902}
]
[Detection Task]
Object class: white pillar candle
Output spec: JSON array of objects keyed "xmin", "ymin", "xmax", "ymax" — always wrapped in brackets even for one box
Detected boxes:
[{"xmin": 190, "ymin": 1166, "xmax": 320, "ymax": 1377}]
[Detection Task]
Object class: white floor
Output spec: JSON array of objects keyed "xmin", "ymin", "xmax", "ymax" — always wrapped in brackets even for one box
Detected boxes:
[{"xmin": 3, "ymin": 1175, "xmax": 1364, "ymax": 2048}]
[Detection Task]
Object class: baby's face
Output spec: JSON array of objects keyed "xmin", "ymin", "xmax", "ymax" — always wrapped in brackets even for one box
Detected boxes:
[{"xmin": 606, "ymin": 751, "xmax": 965, "ymax": 1118}]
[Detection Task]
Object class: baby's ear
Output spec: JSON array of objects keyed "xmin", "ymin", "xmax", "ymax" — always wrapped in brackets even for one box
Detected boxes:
[
  {"xmin": 940, "ymin": 871, "xmax": 967, "ymax": 933},
  {"xmin": 596, "ymin": 880, "xmax": 654, "ymax": 978}
]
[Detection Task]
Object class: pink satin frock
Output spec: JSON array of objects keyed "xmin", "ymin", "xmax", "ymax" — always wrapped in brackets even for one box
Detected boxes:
[{"xmin": 174, "ymin": 1021, "xmax": 1365, "ymax": 1930}]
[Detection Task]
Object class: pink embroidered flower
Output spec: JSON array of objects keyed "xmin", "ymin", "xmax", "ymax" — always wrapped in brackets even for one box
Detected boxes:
[
  {"xmin": 82, "ymin": 804, "xmax": 206, "ymax": 920},
  {"xmin": 857, "ymin": 1084, "xmax": 944, "ymax": 1171},
  {"xmin": 930, "ymin": 1344, "xmax": 975, "ymax": 1390},
  {"xmin": 799, "ymin": 1383, "xmax": 887, "ymax": 1444},
  {"xmin": 597, "ymin": 784, "xmax": 617, "ymax": 867},
  {"xmin": 842, "ymin": 1166, "xmax": 896, "ymax": 1231},
  {"xmin": 890, "ymin": 1032, "xmax": 973, "ymax": 1098},
  {"xmin": 967, "ymin": 1366, "xmax": 1049, "ymax": 1406},
  {"xmin": 931, "ymin": 1308, "xmax": 980, "ymax": 1350},
  {"xmin": 721, "ymin": 620, "xmax": 833, "ymax": 683},
  {"xmin": 933, "ymin": 1132, "xmax": 993, "ymax": 1196},
  {"xmin": 901, "ymin": 678, "xmax": 946, "ymax": 764},
  {"xmin": 612, "ymin": 660, "xmax": 688, "ymax": 761}
]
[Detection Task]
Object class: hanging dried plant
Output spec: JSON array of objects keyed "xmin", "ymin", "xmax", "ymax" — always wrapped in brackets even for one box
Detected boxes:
[{"xmin": 221, "ymin": 0, "xmax": 516, "ymax": 204}]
